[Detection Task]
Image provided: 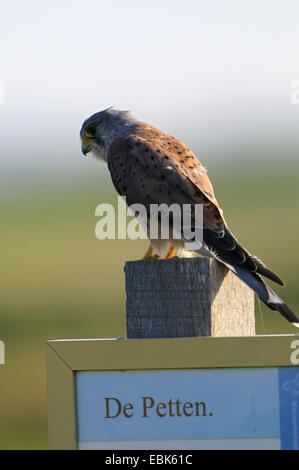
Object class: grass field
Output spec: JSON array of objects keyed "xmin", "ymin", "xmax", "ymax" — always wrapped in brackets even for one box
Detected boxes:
[{"xmin": 0, "ymin": 158, "xmax": 298, "ymax": 449}]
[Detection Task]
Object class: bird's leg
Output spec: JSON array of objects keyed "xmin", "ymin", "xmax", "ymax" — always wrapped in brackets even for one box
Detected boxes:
[
  {"xmin": 166, "ymin": 246, "xmax": 175, "ymax": 259},
  {"xmin": 143, "ymin": 246, "xmax": 161, "ymax": 260},
  {"xmin": 143, "ymin": 247, "xmax": 153, "ymax": 260}
]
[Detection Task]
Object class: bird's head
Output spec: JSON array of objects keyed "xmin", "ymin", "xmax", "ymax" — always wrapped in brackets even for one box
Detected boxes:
[{"xmin": 80, "ymin": 107, "xmax": 137, "ymax": 161}]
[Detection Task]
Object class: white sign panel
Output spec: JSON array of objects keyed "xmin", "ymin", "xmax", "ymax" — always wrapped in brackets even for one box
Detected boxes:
[{"xmin": 75, "ymin": 367, "xmax": 299, "ymax": 450}]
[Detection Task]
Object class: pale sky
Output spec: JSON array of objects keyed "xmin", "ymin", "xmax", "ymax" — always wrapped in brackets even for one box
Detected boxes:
[{"xmin": 1, "ymin": 0, "xmax": 299, "ymax": 179}]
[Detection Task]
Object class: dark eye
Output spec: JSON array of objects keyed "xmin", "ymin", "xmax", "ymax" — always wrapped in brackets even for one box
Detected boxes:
[{"xmin": 86, "ymin": 126, "xmax": 97, "ymax": 138}]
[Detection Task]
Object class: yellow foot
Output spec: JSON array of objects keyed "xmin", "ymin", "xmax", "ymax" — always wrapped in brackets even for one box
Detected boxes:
[
  {"xmin": 166, "ymin": 246, "xmax": 175, "ymax": 259},
  {"xmin": 143, "ymin": 247, "xmax": 161, "ymax": 260}
]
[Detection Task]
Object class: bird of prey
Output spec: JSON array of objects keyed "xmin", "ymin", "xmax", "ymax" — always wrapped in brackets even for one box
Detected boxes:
[{"xmin": 80, "ymin": 108, "xmax": 298, "ymax": 327}]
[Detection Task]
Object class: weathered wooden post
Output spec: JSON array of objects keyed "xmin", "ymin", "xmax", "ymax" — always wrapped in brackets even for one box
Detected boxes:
[{"xmin": 125, "ymin": 257, "xmax": 255, "ymax": 338}]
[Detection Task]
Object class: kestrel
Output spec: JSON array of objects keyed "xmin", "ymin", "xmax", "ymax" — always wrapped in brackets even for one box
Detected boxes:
[{"xmin": 80, "ymin": 108, "xmax": 298, "ymax": 327}]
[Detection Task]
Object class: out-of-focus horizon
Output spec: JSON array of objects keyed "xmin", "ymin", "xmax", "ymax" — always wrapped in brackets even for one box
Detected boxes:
[
  {"xmin": 1, "ymin": 0, "xmax": 299, "ymax": 184},
  {"xmin": 1, "ymin": 0, "xmax": 299, "ymax": 450}
]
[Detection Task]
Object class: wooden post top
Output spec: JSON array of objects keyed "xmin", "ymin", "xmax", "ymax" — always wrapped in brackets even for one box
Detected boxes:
[{"xmin": 125, "ymin": 257, "xmax": 255, "ymax": 339}]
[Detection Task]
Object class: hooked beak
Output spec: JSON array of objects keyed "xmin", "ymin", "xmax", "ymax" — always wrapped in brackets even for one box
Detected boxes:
[{"xmin": 81, "ymin": 140, "xmax": 93, "ymax": 156}]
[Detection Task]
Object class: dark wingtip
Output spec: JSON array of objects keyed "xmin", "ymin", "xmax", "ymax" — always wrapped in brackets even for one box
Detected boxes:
[
  {"xmin": 249, "ymin": 254, "xmax": 285, "ymax": 286},
  {"xmin": 269, "ymin": 272, "xmax": 285, "ymax": 287},
  {"xmin": 257, "ymin": 266, "xmax": 285, "ymax": 286}
]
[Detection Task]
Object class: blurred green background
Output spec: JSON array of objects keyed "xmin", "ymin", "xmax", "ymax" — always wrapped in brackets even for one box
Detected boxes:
[
  {"xmin": 1, "ymin": 0, "xmax": 299, "ymax": 451},
  {"xmin": 1, "ymin": 158, "xmax": 298, "ymax": 449}
]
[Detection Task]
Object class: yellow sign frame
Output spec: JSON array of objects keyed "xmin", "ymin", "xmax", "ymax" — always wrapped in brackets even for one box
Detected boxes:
[{"xmin": 46, "ymin": 335, "xmax": 299, "ymax": 449}]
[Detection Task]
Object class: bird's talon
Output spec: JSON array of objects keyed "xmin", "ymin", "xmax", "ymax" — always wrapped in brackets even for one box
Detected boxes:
[
  {"xmin": 143, "ymin": 248, "xmax": 161, "ymax": 260},
  {"xmin": 166, "ymin": 246, "xmax": 175, "ymax": 259}
]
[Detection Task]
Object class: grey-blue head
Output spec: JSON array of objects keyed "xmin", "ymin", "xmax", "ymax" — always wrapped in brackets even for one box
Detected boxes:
[{"xmin": 80, "ymin": 107, "xmax": 137, "ymax": 160}]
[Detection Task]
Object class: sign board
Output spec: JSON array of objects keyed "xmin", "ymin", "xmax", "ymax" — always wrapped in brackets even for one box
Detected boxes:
[{"xmin": 46, "ymin": 336, "xmax": 299, "ymax": 450}]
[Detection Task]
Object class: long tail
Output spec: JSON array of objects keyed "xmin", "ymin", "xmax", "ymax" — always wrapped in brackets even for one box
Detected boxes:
[
  {"xmin": 224, "ymin": 262, "xmax": 299, "ymax": 327},
  {"xmin": 194, "ymin": 224, "xmax": 299, "ymax": 326}
]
